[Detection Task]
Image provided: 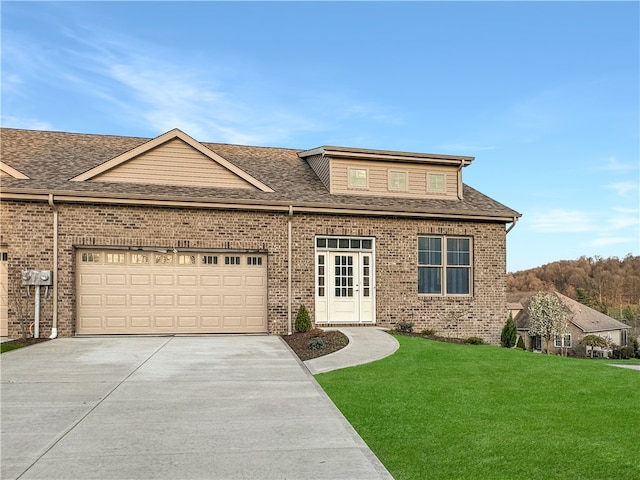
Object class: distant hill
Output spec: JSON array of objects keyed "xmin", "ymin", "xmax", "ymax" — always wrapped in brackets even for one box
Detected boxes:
[{"xmin": 507, "ymin": 255, "xmax": 640, "ymax": 328}]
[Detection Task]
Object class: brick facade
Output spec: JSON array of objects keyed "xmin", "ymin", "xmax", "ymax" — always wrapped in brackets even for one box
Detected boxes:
[{"xmin": 0, "ymin": 200, "xmax": 507, "ymax": 343}]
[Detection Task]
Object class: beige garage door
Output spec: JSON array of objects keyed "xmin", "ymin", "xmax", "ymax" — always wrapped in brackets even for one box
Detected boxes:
[
  {"xmin": 76, "ymin": 250, "xmax": 267, "ymax": 334},
  {"xmin": 0, "ymin": 247, "xmax": 7, "ymax": 337}
]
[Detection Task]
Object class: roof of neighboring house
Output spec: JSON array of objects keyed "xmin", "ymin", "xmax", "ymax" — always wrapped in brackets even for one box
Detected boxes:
[
  {"xmin": 508, "ymin": 291, "xmax": 631, "ymax": 333},
  {"xmin": 0, "ymin": 128, "xmax": 521, "ymax": 221}
]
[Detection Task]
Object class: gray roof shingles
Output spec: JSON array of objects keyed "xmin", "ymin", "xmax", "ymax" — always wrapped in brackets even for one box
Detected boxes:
[{"xmin": 1, "ymin": 128, "xmax": 521, "ymax": 219}]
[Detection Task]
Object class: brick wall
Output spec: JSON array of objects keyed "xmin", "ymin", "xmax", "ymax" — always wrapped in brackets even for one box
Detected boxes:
[{"xmin": 0, "ymin": 200, "xmax": 508, "ymax": 343}]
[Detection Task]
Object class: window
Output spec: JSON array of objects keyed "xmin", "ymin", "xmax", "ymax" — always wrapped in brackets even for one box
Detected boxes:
[
  {"xmin": 348, "ymin": 168, "xmax": 368, "ymax": 189},
  {"xmin": 427, "ymin": 173, "xmax": 446, "ymax": 193},
  {"xmin": 106, "ymin": 253, "xmax": 125, "ymax": 264},
  {"xmin": 316, "ymin": 237, "xmax": 374, "ymax": 251},
  {"xmin": 334, "ymin": 255, "xmax": 354, "ymax": 297},
  {"xmin": 418, "ymin": 236, "xmax": 471, "ymax": 295},
  {"xmin": 202, "ymin": 255, "xmax": 218, "ymax": 265},
  {"xmin": 81, "ymin": 252, "xmax": 100, "ymax": 263},
  {"xmin": 178, "ymin": 254, "xmax": 196, "ymax": 265},
  {"xmin": 225, "ymin": 256, "xmax": 241, "ymax": 265},
  {"xmin": 155, "ymin": 254, "xmax": 173, "ymax": 265},
  {"xmin": 131, "ymin": 253, "xmax": 149, "ymax": 264},
  {"xmin": 1, "ymin": 252, "xmax": 7, "ymax": 262},
  {"xmin": 317, "ymin": 254, "xmax": 325, "ymax": 297},
  {"xmin": 247, "ymin": 256, "xmax": 262, "ymax": 266},
  {"xmin": 621, "ymin": 329, "xmax": 628, "ymax": 346},
  {"xmin": 554, "ymin": 334, "xmax": 572, "ymax": 348},
  {"xmin": 388, "ymin": 170, "xmax": 408, "ymax": 191}
]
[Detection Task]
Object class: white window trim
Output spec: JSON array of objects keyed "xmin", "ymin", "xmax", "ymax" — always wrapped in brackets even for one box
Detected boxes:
[
  {"xmin": 554, "ymin": 334, "xmax": 572, "ymax": 348},
  {"xmin": 348, "ymin": 168, "xmax": 369, "ymax": 189},
  {"xmin": 427, "ymin": 172, "xmax": 446, "ymax": 193},
  {"xmin": 417, "ymin": 235, "xmax": 473, "ymax": 297},
  {"xmin": 388, "ymin": 169, "xmax": 408, "ymax": 191}
]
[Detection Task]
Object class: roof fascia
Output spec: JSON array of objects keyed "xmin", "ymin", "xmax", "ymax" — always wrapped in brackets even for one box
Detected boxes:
[
  {"xmin": 1, "ymin": 189, "xmax": 515, "ymax": 222},
  {"xmin": 298, "ymin": 146, "xmax": 474, "ymax": 166},
  {"xmin": 0, "ymin": 162, "xmax": 30, "ymax": 179},
  {"xmin": 70, "ymin": 128, "xmax": 274, "ymax": 193}
]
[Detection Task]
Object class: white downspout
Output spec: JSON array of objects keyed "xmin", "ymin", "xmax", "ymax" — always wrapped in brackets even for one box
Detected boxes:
[
  {"xmin": 48, "ymin": 194, "xmax": 58, "ymax": 339},
  {"xmin": 506, "ymin": 216, "xmax": 519, "ymax": 234},
  {"xmin": 287, "ymin": 206, "xmax": 293, "ymax": 335},
  {"xmin": 457, "ymin": 161, "xmax": 464, "ymax": 200}
]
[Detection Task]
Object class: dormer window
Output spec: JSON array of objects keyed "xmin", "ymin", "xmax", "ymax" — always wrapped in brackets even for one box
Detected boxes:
[
  {"xmin": 427, "ymin": 173, "xmax": 446, "ymax": 193},
  {"xmin": 348, "ymin": 168, "xmax": 368, "ymax": 189},
  {"xmin": 388, "ymin": 170, "xmax": 408, "ymax": 191}
]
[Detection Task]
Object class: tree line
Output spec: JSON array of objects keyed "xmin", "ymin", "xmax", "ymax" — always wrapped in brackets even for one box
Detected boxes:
[{"xmin": 507, "ymin": 254, "xmax": 640, "ymax": 323}]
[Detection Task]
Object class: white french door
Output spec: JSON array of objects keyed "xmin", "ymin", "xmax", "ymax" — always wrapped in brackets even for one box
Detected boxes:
[{"xmin": 317, "ymin": 251, "xmax": 374, "ymax": 323}]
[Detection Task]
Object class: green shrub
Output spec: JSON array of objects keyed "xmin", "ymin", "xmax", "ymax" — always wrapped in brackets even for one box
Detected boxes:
[
  {"xmin": 612, "ymin": 345, "xmax": 635, "ymax": 359},
  {"xmin": 308, "ymin": 337, "xmax": 325, "ymax": 350},
  {"xmin": 501, "ymin": 314, "xmax": 517, "ymax": 348},
  {"xmin": 465, "ymin": 336, "xmax": 485, "ymax": 345},
  {"xmin": 396, "ymin": 322, "xmax": 414, "ymax": 333},
  {"xmin": 421, "ymin": 328, "xmax": 435, "ymax": 336},
  {"xmin": 294, "ymin": 304, "xmax": 312, "ymax": 333},
  {"xmin": 516, "ymin": 335, "xmax": 526, "ymax": 350}
]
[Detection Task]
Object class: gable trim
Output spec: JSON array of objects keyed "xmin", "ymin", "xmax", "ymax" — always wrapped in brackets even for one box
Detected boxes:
[
  {"xmin": 0, "ymin": 162, "xmax": 30, "ymax": 179},
  {"xmin": 70, "ymin": 128, "xmax": 274, "ymax": 193}
]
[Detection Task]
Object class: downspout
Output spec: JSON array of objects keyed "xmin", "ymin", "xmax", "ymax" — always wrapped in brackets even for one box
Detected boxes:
[
  {"xmin": 457, "ymin": 160, "xmax": 464, "ymax": 200},
  {"xmin": 287, "ymin": 205, "xmax": 293, "ymax": 335},
  {"xmin": 48, "ymin": 194, "xmax": 58, "ymax": 339},
  {"xmin": 506, "ymin": 216, "xmax": 519, "ymax": 234}
]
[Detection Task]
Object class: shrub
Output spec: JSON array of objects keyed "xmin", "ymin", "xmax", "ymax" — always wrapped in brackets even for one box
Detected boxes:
[
  {"xmin": 396, "ymin": 322, "xmax": 414, "ymax": 333},
  {"xmin": 501, "ymin": 314, "xmax": 517, "ymax": 348},
  {"xmin": 465, "ymin": 336, "xmax": 484, "ymax": 345},
  {"xmin": 421, "ymin": 329, "xmax": 435, "ymax": 336},
  {"xmin": 516, "ymin": 335, "xmax": 526, "ymax": 350},
  {"xmin": 308, "ymin": 337, "xmax": 325, "ymax": 350},
  {"xmin": 612, "ymin": 345, "xmax": 635, "ymax": 359},
  {"xmin": 294, "ymin": 304, "xmax": 312, "ymax": 333}
]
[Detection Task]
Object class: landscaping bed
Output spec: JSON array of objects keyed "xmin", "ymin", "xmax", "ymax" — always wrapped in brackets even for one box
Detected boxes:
[{"xmin": 282, "ymin": 329, "xmax": 349, "ymax": 361}]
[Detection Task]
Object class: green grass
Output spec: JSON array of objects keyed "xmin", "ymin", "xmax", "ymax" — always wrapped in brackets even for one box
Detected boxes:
[
  {"xmin": 0, "ymin": 342, "xmax": 25, "ymax": 353},
  {"xmin": 316, "ymin": 335, "xmax": 640, "ymax": 480}
]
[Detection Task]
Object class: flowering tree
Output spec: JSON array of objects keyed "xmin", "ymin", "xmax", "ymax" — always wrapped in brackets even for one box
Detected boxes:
[{"xmin": 527, "ymin": 292, "xmax": 570, "ymax": 355}]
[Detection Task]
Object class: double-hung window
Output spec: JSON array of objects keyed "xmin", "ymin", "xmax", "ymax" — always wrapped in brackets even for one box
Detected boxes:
[{"xmin": 418, "ymin": 236, "xmax": 472, "ymax": 295}]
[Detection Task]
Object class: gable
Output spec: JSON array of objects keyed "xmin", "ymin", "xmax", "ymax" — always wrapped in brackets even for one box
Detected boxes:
[{"xmin": 71, "ymin": 129, "xmax": 274, "ymax": 192}]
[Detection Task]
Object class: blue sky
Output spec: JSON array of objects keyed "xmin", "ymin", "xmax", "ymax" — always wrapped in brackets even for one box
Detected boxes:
[{"xmin": 2, "ymin": 1, "xmax": 638, "ymax": 272}]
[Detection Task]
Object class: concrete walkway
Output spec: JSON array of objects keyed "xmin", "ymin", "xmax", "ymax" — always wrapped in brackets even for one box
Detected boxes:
[
  {"xmin": 1, "ymin": 336, "xmax": 394, "ymax": 480},
  {"xmin": 304, "ymin": 327, "xmax": 399, "ymax": 374}
]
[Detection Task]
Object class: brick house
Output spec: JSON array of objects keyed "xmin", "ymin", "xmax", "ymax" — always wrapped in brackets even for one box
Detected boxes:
[
  {"xmin": 0, "ymin": 127, "xmax": 521, "ymax": 343},
  {"xmin": 508, "ymin": 291, "xmax": 631, "ymax": 355}
]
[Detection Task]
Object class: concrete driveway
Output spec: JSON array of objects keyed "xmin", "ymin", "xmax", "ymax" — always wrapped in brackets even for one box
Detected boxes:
[{"xmin": 1, "ymin": 336, "xmax": 393, "ymax": 480}]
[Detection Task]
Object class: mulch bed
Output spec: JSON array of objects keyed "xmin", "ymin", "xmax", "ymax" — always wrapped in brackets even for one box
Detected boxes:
[{"xmin": 281, "ymin": 329, "xmax": 349, "ymax": 361}]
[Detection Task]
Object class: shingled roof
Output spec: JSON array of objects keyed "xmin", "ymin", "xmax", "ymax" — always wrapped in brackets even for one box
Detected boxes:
[
  {"xmin": 508, "ymin": 291, "xmax": 631, "ymax": 333},
  {"xmin": 0, "ymin": 128, "xmax": 521, "ymax": 221}
]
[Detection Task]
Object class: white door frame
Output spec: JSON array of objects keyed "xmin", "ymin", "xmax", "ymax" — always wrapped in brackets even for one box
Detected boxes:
[{"xmin": 314, "ymin": 236, "xmax": 375, "ymax": 324}]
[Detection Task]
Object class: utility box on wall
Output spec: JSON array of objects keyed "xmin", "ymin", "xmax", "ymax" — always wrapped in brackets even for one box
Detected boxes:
[{"xmin": 21, "ymin": 270, "xmax": 53, "ymax": 286}]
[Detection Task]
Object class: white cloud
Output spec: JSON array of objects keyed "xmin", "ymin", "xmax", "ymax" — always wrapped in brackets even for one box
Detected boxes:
[
  {"xmin": 601, "ymin": 156, "xmax": 638, "ymax": 173},
  {"xmin": 583, "ymin": 236, "xmax": 635, "ymax": 248},
  {"xmin": 0, "ymin": 115, "xmax": 53, "ymax": 131},
  {"xmin": 529, "ymin": 209, "xmax": 594, "ymax": 233},
  {"xmin": 606, "ymin": 181, "xmax": 638, "ymax": 197}
]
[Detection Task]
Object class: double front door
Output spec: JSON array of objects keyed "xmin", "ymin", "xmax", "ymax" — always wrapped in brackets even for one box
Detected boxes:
[{"xmin": 316, "ymin": 250, "xmax": 374, "ymax": 324}]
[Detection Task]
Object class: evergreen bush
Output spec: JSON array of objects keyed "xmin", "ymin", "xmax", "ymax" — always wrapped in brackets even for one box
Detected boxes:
[
  {"xmin": 294, "ymin": 304, "xmax": 312, "ymax": 333},
  {"xmin": 516, "ymin": 335, "xmax": 526, "ymax": 350},
  {"xmin": 501, "ymin": 314, "xmax": 518, "ymax": 348}
]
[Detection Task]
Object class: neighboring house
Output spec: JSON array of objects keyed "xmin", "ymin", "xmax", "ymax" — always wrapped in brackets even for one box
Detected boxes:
[
  {"xmin": 0, "ymin": 127, "xmax": 521, "ymax": 342},
  {"xmin": 509, "ymin": 291, "xmax": 631, "ymax": 356}
]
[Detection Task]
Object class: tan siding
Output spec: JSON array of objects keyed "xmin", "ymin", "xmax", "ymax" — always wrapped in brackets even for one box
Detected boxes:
[
  {"xmin": 305, "ymin": 154, "xmax": 330, "ymax": 190},
  {"xmin": 92, "ymin": 138, "xmax": 256, "ymax": 189},
  {"xmin": 330, "ymin": 159, "xmax": 458, "ymax": 198}
]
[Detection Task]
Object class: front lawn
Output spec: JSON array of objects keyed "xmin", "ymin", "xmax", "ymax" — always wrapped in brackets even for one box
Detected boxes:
[{"xmin": 316, "ymin": 335, "xmax": 640, "ymax": 480}]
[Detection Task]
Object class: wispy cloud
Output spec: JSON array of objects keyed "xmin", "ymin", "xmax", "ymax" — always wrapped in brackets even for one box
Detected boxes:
[
  {"xmin": 600, "ymin": 156, "xmax": 639, "ymax": 173},
  {"xmin": 606, "ymin": 181, "xmax": 639, "ymax": 198},
  {"xmin": 0, "ymin": 115, "xmax": 53, "ymax": 130},
  {"xmin": 530, "ymin": 209, "xmax": 594, "ymax": 233},
  {"xmin": 583, "ymin": 236, "xmax": 636, "ymax": 248}
]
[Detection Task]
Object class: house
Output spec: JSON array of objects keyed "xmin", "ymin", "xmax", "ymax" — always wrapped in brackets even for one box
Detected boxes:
[
  {"xmin": 0, "ymin": 127, "xmax": 521, "ymax": 342},
  {"xmin": 508, "ymin": 291, "xmax": 631, "ymax": 355}
]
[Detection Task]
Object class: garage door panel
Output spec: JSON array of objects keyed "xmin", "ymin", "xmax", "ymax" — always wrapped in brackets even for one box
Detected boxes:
[
  {"xmin": 131, "ymin": 316, "xmax": 151, "ymax": 327},
  {"xmin": 154, "ymin": 275, "xmax": 174, "ymax": 286},
  {"xmin": 76, "ymin": 250, "xmax": 267, "ymax": 334},
  {"xmin": 105, "ymin": 274, "xmax": 126, "ymax": 285},
  {"xmin": 131, "ymin": 275, "xmax": 151, "ymax": 285},
  {"xmin": 130, "ymin": 295, "xmax": 151, "ymax": 306},
  {"xmin": 105, "ymin": 316, "xmax": 127, "ymax": 328}
]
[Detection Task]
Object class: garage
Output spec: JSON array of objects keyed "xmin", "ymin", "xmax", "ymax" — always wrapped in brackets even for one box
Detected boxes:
[{"xmin": 76, "ymin": 249, "xmax": 267, "ymax": 334}]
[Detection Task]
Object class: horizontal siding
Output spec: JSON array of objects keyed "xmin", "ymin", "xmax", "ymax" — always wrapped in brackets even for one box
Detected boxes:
[
  {"xmin": 93, "ymin": 138, "xmax": 255, "ymax": 189},
  {"xmin": 330, "ymin": 159, "xmax": 459, "ymax": 199}
]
